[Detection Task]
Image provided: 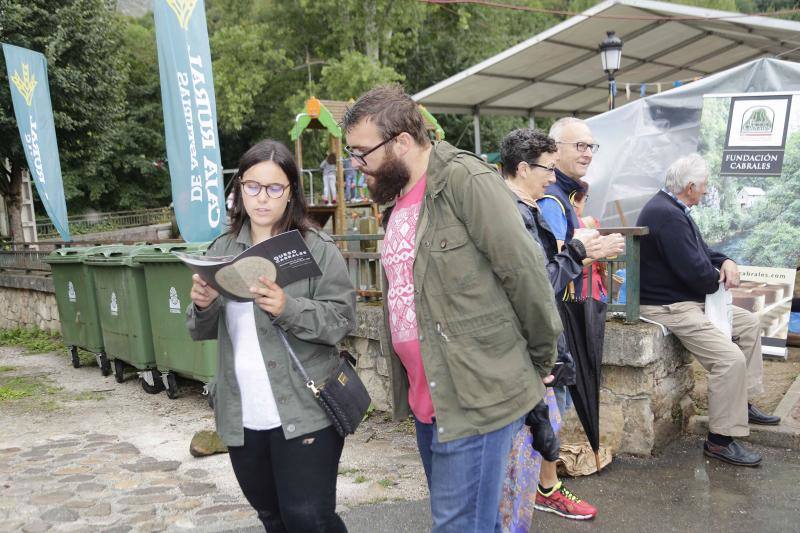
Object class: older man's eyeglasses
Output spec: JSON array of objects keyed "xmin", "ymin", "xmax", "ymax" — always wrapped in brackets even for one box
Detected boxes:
[
  {"xmin": 345, "ymin": 134, "xmax": 400, "ymax": 166},
  {"xmin": 557, "ymin": 141, "xmax": 600, "ymax": 154},
  {"xmin": 241, "ymin": 181, "xmax": 289, "ymax": 199}
]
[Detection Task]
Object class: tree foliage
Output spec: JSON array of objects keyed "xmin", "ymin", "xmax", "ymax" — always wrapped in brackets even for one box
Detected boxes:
[{"xmin": 1, "ymin": 0, "xmax": 797, "ymax": 234}]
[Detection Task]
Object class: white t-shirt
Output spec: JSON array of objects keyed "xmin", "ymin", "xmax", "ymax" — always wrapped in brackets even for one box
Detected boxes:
[{"xmin": 225, "ymin": 301, "xmax": 281, "ymax": 430}]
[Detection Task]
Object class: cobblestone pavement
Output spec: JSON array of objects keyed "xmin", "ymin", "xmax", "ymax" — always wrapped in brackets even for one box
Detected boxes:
[
  {"xmin": 0, "ymin": 433, "xmax": 261, "ymax": 532},
  {"xmin": 0, "ymin": 348, "xmax": 426, "ymax": 532}
]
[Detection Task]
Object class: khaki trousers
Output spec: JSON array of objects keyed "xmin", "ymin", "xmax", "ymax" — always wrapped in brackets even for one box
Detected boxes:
[{"xmin": 640, "ymin": 302, "xmax": 764, "ymax": 437}]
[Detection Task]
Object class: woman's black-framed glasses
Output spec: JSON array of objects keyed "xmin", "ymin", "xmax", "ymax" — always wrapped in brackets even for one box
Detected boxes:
[
  {"xmin": 344, "ymin": 134, "xmax": 399, "ymax": 166},
  {"xmin": 528, "ymin": 162, "xmax": 556, "ymax": 173},
  {"xmin": 241, "ymin": 180, "xmax": 289, "ymax": 199}
]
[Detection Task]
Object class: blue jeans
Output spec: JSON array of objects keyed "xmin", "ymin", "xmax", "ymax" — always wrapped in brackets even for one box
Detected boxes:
[
  {"xmin": 553, "ymin": 386, "xmax": 573, "ymax": 416},
  {"xmin": 415, "ymin": 416, "xmax": 524, "ymax": 532}
]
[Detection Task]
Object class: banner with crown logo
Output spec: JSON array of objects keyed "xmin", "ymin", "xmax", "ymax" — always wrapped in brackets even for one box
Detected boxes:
[
  {"xmin": 2, "ymin": 44, "xmax": 70, "ymax": 241},
  {"xmin": 154, "ymin": 0, "xmax": 225, "ymax": 242}
]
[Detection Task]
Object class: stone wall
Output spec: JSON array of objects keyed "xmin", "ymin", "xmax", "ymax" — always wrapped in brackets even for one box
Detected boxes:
[
  {"xmin": 340, "ymin": 304, "xmax": 392, "ymax": 412},
  {"xmin": 558, "ymin": 320, "xmax": 695, "ymax": 456},
  {"xmin": 340, "ymin": 308, "xmax": 695, "ymax": 456},
  {"xmin": 0, "ymin": 273, "xmax": 695, "ymax": 456},
  {"xmin": 0, "ymin": 275, "xmax": 59, "ymax": 333}
]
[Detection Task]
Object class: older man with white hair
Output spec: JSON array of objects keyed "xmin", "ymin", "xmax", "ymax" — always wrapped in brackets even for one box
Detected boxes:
[{"xmin": 637, "ymin": 153, "xmax": 778, "ymax": 467}]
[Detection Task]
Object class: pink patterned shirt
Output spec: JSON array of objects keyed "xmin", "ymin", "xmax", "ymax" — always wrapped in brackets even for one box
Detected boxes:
[{"xmin": 382, "ymin": 175, "xmax": 434, "ymax": 423}]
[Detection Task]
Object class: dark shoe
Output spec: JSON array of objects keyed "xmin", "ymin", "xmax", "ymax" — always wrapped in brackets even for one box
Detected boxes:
[
  {"xmin": 703, "ymin": 439, "xmax": 762, "ymax": 467},
  {"xmin": 748, "ymin": 404, "xmax": 781, "ymax": 425}
]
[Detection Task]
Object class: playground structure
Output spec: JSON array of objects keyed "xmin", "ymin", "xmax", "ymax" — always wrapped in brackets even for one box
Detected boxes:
[{"xmin": 289, "ymin": 97, "xmax": 445, "ymax": 235}]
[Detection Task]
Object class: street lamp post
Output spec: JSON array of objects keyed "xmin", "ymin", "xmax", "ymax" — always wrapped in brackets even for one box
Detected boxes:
[{"xmin": 599, "ymin": 31, "xmax": 623, "ymax": 110}]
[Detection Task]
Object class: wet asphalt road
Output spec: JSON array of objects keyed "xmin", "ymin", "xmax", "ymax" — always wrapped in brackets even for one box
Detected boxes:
[{"xmin": 233, "ymin": 435, "xmax": 800, "ymax": 532}]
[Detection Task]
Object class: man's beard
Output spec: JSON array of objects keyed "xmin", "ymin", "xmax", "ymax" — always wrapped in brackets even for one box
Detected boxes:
[{"xmin": 365, "ymin": 153, "xmax": 411, "ymax": 205}]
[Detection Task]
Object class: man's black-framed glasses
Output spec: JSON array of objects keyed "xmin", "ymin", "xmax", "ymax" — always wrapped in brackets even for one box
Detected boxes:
[
  {"xmin": 345, "ymin": 134, "xmax": 399, "ymax": 166},
  {"xmin": 241, "ymin": 181, "xmax": 289, "ymax": 199},
  {"xmin": 528, "ymin": 162, "xmax": 556, "ymax": 173},
  {"xmin": 556, "ymin": 141, "xmax": 600, "ymax": 154}
]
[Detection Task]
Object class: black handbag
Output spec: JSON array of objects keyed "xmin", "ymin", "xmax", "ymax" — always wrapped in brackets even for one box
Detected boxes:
[{"xmin": 276, "ymin": 327, "xmax": 372, "ymax": 438}]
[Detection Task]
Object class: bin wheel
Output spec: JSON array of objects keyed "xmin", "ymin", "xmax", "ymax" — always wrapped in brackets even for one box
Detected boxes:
[
  {"xmin": 69, "ymin": 346, "xmax": 80, "ymax": 368},
  {"xmin": 165, "ymin": 373, "xmax": 179, "ymax": 400},
  {"xmin": 99, "ymin": 353, "xmax": 112, "ymax": 377},
  {"xmin": 140, "ymin": 370, "xmax": 165, "ymax": 394},
  {"xmin": 113, "ymin": 359, "xmax": 125, "ymax": 384}
]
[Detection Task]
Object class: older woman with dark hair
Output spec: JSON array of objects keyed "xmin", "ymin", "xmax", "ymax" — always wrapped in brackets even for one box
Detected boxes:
[
  {"xmin": 501, "ymin": 128, "xmax": 624, "ymax": 521},
  {"xmin": 187, "ymin": 139, "xmax": 355, "ymax": 532}
]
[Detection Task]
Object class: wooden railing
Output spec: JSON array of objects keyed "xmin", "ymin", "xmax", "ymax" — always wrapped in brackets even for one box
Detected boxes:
[
  {"xmin": 331, "ymin": 233, "xmax": 383, "ymax": 301},
  {"xmin": 0, "ymin": 228, "xmax": 649, "ymax": 324},
  {"xmin": 591, "ymin": 226, "xmax": 649, "ymax": 323}
]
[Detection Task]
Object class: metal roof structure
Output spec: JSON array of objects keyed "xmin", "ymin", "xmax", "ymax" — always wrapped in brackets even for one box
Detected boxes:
[{"xmin": 412, "ymin": 0, "xmax": 800, "ymax": 122}]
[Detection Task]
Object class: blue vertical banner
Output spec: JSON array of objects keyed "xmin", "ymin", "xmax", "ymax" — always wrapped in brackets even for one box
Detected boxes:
[
  {"xmin": 2, "ymin": 44, "xmax": 70, "ymax": 242},
  {"xmin": 154, "ymin": 0, "xmax": 225, "ymax": 242}
]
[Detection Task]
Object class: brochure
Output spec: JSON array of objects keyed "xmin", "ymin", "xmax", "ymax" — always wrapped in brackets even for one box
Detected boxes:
[{"xmin": 173, "ymin": 229, "xmax": 322, "ymax": 302}]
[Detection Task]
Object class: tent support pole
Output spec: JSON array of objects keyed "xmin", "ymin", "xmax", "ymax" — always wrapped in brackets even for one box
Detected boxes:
[{"xmin": 473, "ymin": 108, "xmax": 481, "ymax": 155}]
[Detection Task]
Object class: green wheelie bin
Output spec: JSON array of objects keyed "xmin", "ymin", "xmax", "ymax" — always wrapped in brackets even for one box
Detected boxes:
[
  {"xmin": 84, "ymin": 245, "xmax": 160, "ymax": 393},
  {"xmin": 44, "ymin": 246, "xmax": 107, "ymax": 371},
  {"xmin": 134, "ymin": 243, "xmax": 217, "ymax": 399}
]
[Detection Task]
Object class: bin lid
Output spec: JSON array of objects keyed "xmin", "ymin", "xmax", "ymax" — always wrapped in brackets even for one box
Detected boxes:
[
  {"xmin": 83, "ymin": 244, "xmax": 152, "ymax": 267},
  {"xmin": 43, "ymin": 245, "xmax": 108, "ymax": 264},
  {"xmin": 133, "ymin": 242, "xmax": 210, "ymax": 263}
]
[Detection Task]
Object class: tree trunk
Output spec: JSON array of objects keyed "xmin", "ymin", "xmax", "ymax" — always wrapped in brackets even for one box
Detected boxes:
[
  {"xmin": 363, "ymin": 0, "xmax": 380, "ymax": 62},
  {"xmin": 7, "ymin": 161, "xmax": 25, "ymax": 244}
]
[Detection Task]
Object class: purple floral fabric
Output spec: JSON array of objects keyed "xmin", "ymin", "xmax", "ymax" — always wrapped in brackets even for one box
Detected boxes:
[{"xmin": 499, "ymin": 387, "xmax": 562, "ymax": 533}]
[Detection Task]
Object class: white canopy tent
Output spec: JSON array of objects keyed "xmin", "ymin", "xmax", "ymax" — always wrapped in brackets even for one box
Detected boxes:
[
  {"xmin": 412, "ymin": 0, "xmax": 800, "ymax": 154},
  {"xmin": 583, "ymin": 57, "xmax": 800, "ymax": 227}
]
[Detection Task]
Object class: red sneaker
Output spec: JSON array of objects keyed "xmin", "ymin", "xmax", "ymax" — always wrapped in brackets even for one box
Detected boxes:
[{"xmin": 535, "ymin": 481, "xmax": 597, "ymax": 520}]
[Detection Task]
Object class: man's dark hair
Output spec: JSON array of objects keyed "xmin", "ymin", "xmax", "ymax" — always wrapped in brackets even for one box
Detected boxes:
[
  {"xmin": 500, "ymin": 128, "xmax": 557, "ymax": 178},
  {"xmin": 343, "ymin": 85, "xmax": 430, "ymax": 146}
]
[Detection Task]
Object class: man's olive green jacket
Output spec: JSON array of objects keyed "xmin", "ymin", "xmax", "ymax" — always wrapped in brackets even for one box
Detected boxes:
[{"xmin": 382, "ymin": 141, "xmax": 561, "ymax": 442}]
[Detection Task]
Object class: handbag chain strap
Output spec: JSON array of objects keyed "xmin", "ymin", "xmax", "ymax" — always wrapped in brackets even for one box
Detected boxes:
[{"xmin": 274, "ymin": 325, "xmax": 320, "ymax": 397}]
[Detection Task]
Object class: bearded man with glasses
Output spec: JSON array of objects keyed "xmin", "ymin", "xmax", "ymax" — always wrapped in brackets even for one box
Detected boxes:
[{"xmin": 344, "ymin": 85, "xmax": 562, "ymax": 532}]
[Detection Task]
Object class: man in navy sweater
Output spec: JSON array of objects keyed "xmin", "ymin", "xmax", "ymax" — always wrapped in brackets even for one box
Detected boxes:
[{"xmin": 637, "ymin": 154, "xmax": 779, "ymax": 467}]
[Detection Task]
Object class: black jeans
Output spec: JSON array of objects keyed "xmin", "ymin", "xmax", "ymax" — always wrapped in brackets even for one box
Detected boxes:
[{"xmin": 228, "ymin": 425, "xmax": 347, "ymax": 533}]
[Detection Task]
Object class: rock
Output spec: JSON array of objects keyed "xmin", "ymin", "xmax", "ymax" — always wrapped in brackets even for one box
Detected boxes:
[
  {"xmin": 58, "ymin": 474, "xmax": 95, "ymax": 483},
  {"xmin": 179, "ymin": 482, "xmax": 216, "ymax": 496},
  {"xmin": 196, "ymin": 504, "xmax": 252, "ymax": 515},
  {"xmin": 131, "ymin": 486, "xmax": 173, "ymax": 496},
  {"xmin": 102, "ymin": 526, "xmax": 132, "ymax": 533},
  {"xmin": 40, "ymin": 506, "xmax": 79, "ymax": 522},
  {"xmin": 83, "ymin": 503, "xmax": 111, "ymax": 517},
  {"xmin": 105, "ymin": 443, "xmax": 140, "ymax": 455},
  {"xmin": 121, "ymin": 459, "xmax": 180, "ymax": 473},
  {"xmin": 29, "ymin": 491, "xmax": 73, "ymax": 505},
  {"xmin": 76, "ymin": 482, "xmax": 106, "ymax": 493},
  {"xmin": 173, "ymin": 498, "xmax": 202, "ymax": 511},
  {"xmin": 63, "ymin": 499, "xmax": 95, "ymax": 509},
  {"xmin": 182, "ymin": 468, "xmax": 209, "ymax": 479},
  {"xmin": 113, "ymin": 480, "xmax": 139, "ymax": 490},
  {"xmin": 84, "ymin": 433, "xmax": 117, "ymax": 442},
  {"xmin": 117, "ymin": 493, "xmax": 177, "ymax": 505},
  {"xmin": 189, "ymin": 431, "xmax": 228, "ymax": 457},
  {"xmin": 21, "ymin": 521, "xmax": 51, "ymax": 532},
  {"xmin": 53, "ymin": 466, "xmax": 91, "ymax": 476},
  {"xmin": 0, "ymin": 448, "xmax": 22, "ymax": 455}
]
